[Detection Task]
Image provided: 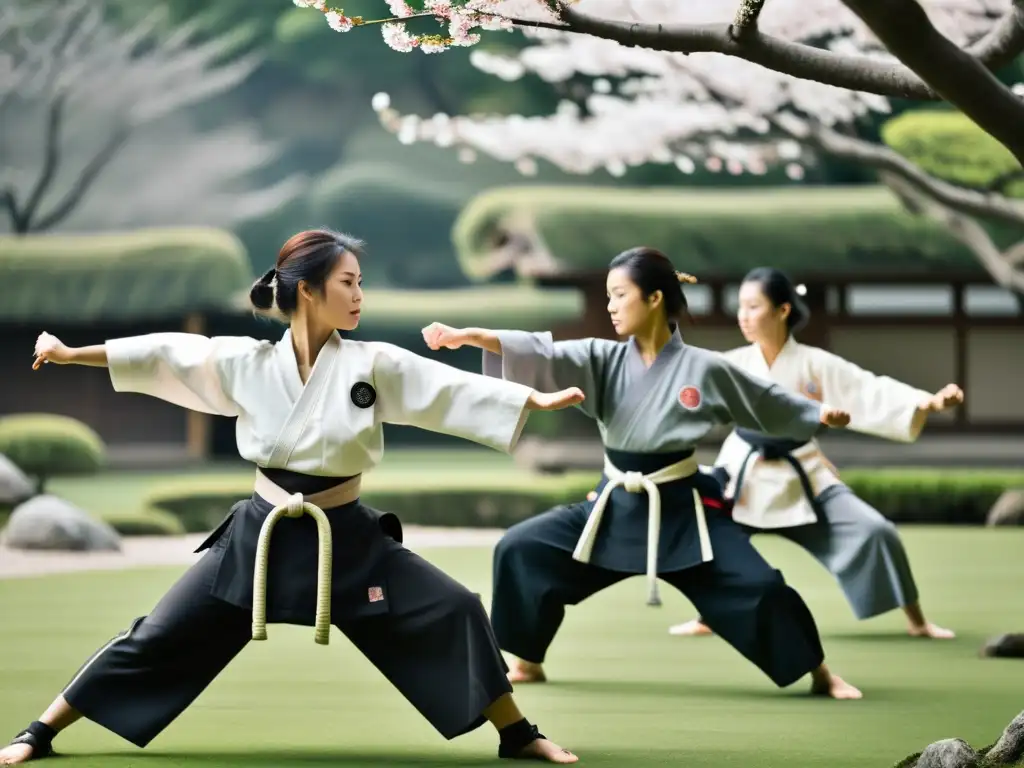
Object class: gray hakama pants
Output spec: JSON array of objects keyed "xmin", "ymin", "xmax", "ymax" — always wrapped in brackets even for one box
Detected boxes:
[
  {"xmin": 492, "ymin": 500, "xmax": 826, "ymax": 688},
  {"xmin": 724, "ymin": 430, "xmax": 920, "ymax": 621},
  {"xmin": 59, "ymin": 486, "xmax": 512, "ymax": 749},
  {"xmin": 748, "ymin": 484, "xmax": 920, "ymax": 620}
]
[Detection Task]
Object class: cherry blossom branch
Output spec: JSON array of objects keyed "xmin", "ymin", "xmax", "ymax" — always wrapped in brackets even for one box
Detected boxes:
[
  {"xmin": 839, "ymin": 0, "xmax": 1024, "ymax": 165},
  {"xmin": 549, "ymin": 0, "xmax": 1024, "ymax": 101}
]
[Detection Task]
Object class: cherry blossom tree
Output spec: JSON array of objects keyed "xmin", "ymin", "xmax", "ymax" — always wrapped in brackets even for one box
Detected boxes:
[
  {"xmin": 292, "ymin": 0, "xmax": 1024, "ymax": 164},
  {"xmin": 0, "ymin": 0, "xmax": 302, "ymax": 235},
  {"xmin": 292, "ymin": 0, "xmax": 1024, "ymax": 292}
]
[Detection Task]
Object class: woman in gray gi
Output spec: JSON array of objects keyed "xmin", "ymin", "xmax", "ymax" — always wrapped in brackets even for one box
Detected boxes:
[
  {"xmin": 422, "ymin": 246, "xmax": 863, "ymax": 700},
  {"xmin": 667, "ymin": 267, "xmax": 961, "ymax": 641},
  {"xmin": 1, "ymin": 229, "xmax": 581, "ymax": 765}
]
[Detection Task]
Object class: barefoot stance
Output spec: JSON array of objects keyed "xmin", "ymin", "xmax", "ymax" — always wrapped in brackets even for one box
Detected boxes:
[
  {"xmin": 668, "ymin": 619, "xmax": 713, "ymax": 637},
  {"xmin": 908, "ymin": 622, "xmax": 955, "ymax": 639},
  {"xmin": 518, "ymin": 738, "xmax": 579, "ymax": 763},
  {"xmin": 508, "ymin": 660, "xmax": 547, "ymax": 683},
  {"xmin": 811, "ymin": 674, "xmax": 863, "ymax": 700},
  {"xmin": 0, "ymin": 743, "xmax": 34, "ymax": 765}
]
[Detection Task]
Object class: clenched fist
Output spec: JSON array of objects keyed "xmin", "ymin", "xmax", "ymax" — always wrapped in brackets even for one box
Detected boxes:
[
  {"xmin": 421, "ymin": 322, "xmax": 466, "ymax": 351},
  {"xmin": 32, "ymin": 332, "xmax": 71, "ymax": 369}
]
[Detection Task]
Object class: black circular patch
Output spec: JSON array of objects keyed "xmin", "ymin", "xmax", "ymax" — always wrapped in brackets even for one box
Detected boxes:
[{"xmin": 351, "ymin": 382, "xmax": 376, "ymax": 409}]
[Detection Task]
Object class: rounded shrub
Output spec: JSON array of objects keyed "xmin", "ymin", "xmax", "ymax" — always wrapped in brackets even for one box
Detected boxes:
[{"xmin": 0, "ymin": 413, "xmax": 107, "ymax": 492}]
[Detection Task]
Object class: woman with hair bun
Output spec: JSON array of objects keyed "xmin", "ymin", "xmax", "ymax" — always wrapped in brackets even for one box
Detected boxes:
[
  {"xmin": 422, "ymin": 247, "xmax": 863, "ymax": 700},
  {"xmin": 4, "ymin": 229, "xmax": 585, "ymax": 765},
  {"xmin": 668, "ymin": 267, "xmax": 962, "ymax": 642}
]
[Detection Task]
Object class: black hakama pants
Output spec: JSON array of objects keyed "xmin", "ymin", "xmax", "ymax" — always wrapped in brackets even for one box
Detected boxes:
[
  {"xmin": 491, "ymin": 502, "xmax": 826, "ymax": 688},
  {"xmin": 60, "ymin": 492, "xmax": 512, "ymax": 749}
]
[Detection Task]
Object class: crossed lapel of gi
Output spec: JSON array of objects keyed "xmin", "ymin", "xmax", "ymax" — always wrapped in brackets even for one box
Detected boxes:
[
  {"xmin": 606, "ymin": 326, "xmax": 685, "ymax": 446},
  {"xmin": 266, "ymin": 328, "xmax": 342, "ymax": 468}
]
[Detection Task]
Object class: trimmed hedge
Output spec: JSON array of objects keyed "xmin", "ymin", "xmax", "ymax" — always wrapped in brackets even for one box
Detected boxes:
[
  {"xmin": 451, "ymin": 184, "xmax": 984, "ymax": 282},
  {"xmin": 0, "ymin": 228, "xmax": 252, "ymax": 323},
  {"xmin": 882, "ymin": 110, "xmax": 1024, "ymax": 198},
  {"xmin": 0, "ymin": 414, "xmax": 106, "ymax": 492},
  {"xmin": 139, "ymin": 467, "xmax": 1024, "ymax": 534}
]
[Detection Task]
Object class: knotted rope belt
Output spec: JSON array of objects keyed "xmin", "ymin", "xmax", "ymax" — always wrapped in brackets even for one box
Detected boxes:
[
  {"xmin": 572, "ymin": 453, "xmax": 710, "ymax": 607},
  {"xmin": 250, "ymin": 470, "xmax": 361, "ymax": 645}
]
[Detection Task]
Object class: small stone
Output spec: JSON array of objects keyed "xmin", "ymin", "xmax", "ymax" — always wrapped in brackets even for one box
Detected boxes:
[
  {"xmin": 3, "ymin": 494, "xmax": 121, "ymax": 552},
  {"xmin": 980, "ymin": 633, "xmax": 1024, "ymax": 659},
  {"xmin": 915, "ymin": 739, "xmax": 978, "ymax": 768},
  {"xmin": 986, "ymin": 711, "xmax": 1024, "ymax": 765}
]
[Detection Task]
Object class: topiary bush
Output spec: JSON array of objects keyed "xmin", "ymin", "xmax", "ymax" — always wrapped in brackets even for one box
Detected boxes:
[{"xmin": 0, "ymin": 414, "xmax": 107, "ymax": 494}]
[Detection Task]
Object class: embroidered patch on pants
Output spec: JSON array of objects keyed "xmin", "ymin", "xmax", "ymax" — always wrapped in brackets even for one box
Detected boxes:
[{"xmin": 368, "ymin": 586, "xmax": 384, "ymax": 603}]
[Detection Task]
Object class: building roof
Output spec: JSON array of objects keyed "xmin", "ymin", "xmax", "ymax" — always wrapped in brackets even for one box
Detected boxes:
[
  {"xmin": 452, "ymin": 184, "xmax": 988, "ymax": 282},
  {"xmin": 0, "ymin": 228, "xmax": 253, "ymax": 323}
]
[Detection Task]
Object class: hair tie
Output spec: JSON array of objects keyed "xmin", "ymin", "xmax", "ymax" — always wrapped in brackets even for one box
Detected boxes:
[{"xmin": 676, "ymin": 271, "xmax": 698, "ymax": 284}]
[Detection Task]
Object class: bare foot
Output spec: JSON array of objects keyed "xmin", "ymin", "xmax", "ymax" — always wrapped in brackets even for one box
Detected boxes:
[
  {"xmin": 508, "ymin": 660, "xmax": 546, "ymax": 684},
  {"xmin": 908, "ymin": 622, "xmax": 955, "ymax": 639},
  {"xmin": 515, "ymin": 738, "xmax": 579, "ymax": 763},
  {"xmin": 0, "ymin": 743, "xmax": 35, "ymax": 765},
  {"xmin": 668, "ymin": 619, "xmax": 714, "ymax": 637},
  {"xmin": 810, "ymin": 673, "xmax": 863, "ymax": 700}
]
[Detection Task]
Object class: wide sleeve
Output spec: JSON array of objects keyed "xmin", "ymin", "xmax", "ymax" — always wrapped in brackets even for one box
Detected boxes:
[
  {"xmin": 374, "ymin": 343, "xmax": 535, "ymax": 454},
  {"xmin": 711, "ymin": 358, "xmax": 824, "ymax": 442},
  {"xmin": 812, "ymin": 349, "xmax": 931, "ymax": 442},
  {"xmin": 482, "ymin": 330, "xmax": 606, "ymax": 419},
  {"xmin": 105, "ymin": 333, "xmax": 249, "ymax": 417}
]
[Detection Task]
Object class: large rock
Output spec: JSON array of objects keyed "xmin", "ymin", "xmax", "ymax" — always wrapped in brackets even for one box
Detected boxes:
[
  {"xmin": 915, "ymin": 739, "xmax": 978, "ymax": 768},
  {"xmin": 986, "ymin": 489, "xmax": 1024, "ymax": 526},
  {"xmin": 2, "ymin": 495, "xmax": 121, "ymax": 552},
  {"xmin": 0, "ymin": 452, "xmax": 33, "ymax": 504},
  {"xmin": 987, "ymin": 710, "xmax": 1024, "ymax": 765}
]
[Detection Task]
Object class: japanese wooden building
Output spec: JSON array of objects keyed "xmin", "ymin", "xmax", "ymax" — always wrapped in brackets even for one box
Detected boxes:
[{"xmin": 0, "ymin": 228, "xmax": 257, "ymax": 464}]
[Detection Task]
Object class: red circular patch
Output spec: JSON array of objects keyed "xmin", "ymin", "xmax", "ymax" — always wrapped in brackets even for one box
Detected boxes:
[{"xmin": 679, "ymin": 386, "xmax": 701, "ymax": 409}]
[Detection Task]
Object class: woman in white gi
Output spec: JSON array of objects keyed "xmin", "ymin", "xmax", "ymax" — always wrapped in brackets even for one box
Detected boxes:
[
  {"xmin": 667, "ymin": 267, "xmax": 962, "ymax": 642},
  {"xmin": 1, "ymin": 229, "xmax": 582, "ymax": 765},
  {"xmin": 422, "ymin": 247, "xmax": 864, "ymax": 701}
]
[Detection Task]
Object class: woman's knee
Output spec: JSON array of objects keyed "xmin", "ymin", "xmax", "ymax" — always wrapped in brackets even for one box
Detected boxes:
[
  {"xmin": 860, "ymin": 514, "xmax": 902, "ymax": 550},
  {"xmin": 493, "ymin": 520, "xmax": 550, "ymax": 570}
]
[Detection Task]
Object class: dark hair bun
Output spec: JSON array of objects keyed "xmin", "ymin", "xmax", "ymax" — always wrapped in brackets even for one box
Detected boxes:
[{"xmin": 249, "ymin": 279, "xmax": 274, "ymax": 311}]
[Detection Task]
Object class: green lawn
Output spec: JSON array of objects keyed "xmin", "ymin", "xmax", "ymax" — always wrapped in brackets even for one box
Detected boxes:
[{"xmin": 1, "ymin": 528, "xmax": 1022, "ymax": 767}]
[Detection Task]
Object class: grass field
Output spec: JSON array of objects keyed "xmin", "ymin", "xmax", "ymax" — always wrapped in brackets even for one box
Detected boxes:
[{"xmin": 1, "ymin": 528, "xmax": 1022, "ymax": 767}]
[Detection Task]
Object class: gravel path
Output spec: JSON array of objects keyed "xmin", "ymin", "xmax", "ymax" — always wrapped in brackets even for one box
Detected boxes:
[{"xmin": 0, "ymin": 526, "xmax": 506, "ymax": 581}]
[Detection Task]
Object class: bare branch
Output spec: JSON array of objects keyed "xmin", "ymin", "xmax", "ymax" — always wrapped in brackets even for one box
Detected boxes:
[
  {"xmin": 18, "ymin": 92, "xmax": 66, "ymax": 231},
  {"xmin": 987, "ymin": 167, "xmax": 1024, "ymax": 193},
  {"xmin": 805, "ymin": 122, "xmax": 1024, "ymax": 229},
  {"xmin": 730, "ymin": 0, "xmax": 768, "ymax": 39},
  {"xmin": 0, "ymin": 186, "xmax": 27, "ymax": 233},
  {"xmin": 840, "ymin": 0, "xmax": 1024, "ymax": 165},
  {"xmin": 552, "ymin": 1, "xmax": 1024, "ymax": 101},
  {"xmin": 880, "ymin": 170, "xmax": 1024, "ymax": 293},
  {"xmin": 31, "ymin": 126, "xmax": 130, "ymax": 232}
]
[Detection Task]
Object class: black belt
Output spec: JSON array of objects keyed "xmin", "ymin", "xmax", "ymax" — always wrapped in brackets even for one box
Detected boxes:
[{"xmin": 731, "ymin": 428, "xmax": 823, "ymax": 520}]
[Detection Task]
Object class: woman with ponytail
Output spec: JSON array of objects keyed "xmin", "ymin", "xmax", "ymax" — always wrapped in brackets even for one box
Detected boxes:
[
  {"xmin": 5, "ymin": 228, "xmax": 585, "ymax": 765},
  {"xmin": 421, "ymin": 247, "xmax": 862, "ymax": 700},
  {"xmin": 667, "ymin": 267, "xmax": 962, "ymax": 642}
]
